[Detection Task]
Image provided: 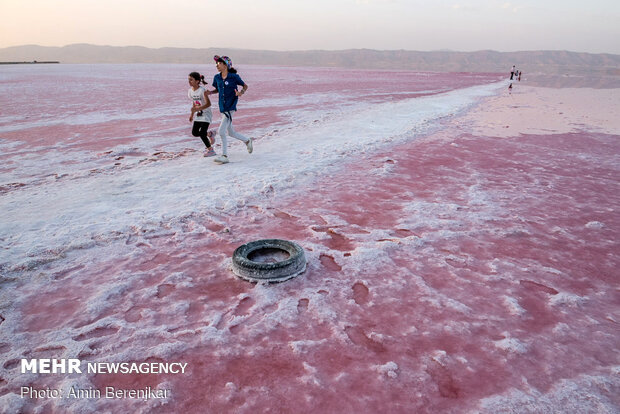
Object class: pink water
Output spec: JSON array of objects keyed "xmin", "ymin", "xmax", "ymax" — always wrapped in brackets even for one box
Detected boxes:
[{"xmin": 1, "ymin": 64, "xmax": 618, "ymax": 413}]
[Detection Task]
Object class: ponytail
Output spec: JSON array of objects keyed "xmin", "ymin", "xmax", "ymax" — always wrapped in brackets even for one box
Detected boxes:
[
  {"xmin": 189, "ymin": 71, "xmax": 207, "ymax": 85},
  {"xmin": 228, "ymin": 67, "xmax": 238, "ymax": 74}
]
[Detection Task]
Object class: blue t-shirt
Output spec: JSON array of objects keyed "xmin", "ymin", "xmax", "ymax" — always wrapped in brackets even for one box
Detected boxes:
[{"xmin": 212, "ymin": 72, "xmax": 245, "ymax": 113}]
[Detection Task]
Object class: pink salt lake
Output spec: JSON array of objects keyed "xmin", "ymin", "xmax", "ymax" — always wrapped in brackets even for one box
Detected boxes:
[{"xmin": 0, "ymin": 64, "xmax": 618, "ymax": 413}]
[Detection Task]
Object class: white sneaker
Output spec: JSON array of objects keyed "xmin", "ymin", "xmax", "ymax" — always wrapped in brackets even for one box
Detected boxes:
[
  {"xmin": 214, "ymin": 154, "xmax": 229, "ymax": 164},
  {"xmin": 246, "ymin": 138, "xmax": 253, "ymax": 154}
]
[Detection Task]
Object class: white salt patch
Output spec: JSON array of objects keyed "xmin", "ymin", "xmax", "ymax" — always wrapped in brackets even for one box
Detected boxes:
[
  {"xmin": 477, "ymin": 371, "xmax": 619, "ymax": 414},
  {"xmin": 298, "ymin": 362, "xmax": 322, "ymax": 386},
  {"xmin": 302, "ymin": 362, "xmax": 320, "ymax": 382},
  {"xmin": 368, "ymin": 332, "xmax": 386, "ymax": 342},
  {"xmin": 552, "ymin": 322, "xmax": 571, "ymax": 335},
  {"xmin": 456, "ymin": 356, "xmax": 469, "ymax": 364},
  {"xmin": 85, "ymin": 281, "xmax": 133, "ymax": 316},
  {"xmin": 289, "ymin": 339, "xmax": 328, "ymax": 355},
  {"xmin": 494, "ymin": 334, "xmax": 529, "ymax": 354},
  {"xmin": 200, "ymin": 326, "xmax": 228, "ymax": 345},
  {"xmin": 487, "ymin": 258, "xmax": 501, "ymax": 274},
  {"xmin": 420, "ymin": 294, "xmax": 472, "ymax": 314},
  {"xmin": 171, "ymin": 301, "xmax": 191, "ymax": 315},
  {"xmin": 430, "ymin": 350, "xmax": 449, "ymax": 366},
  {"xmin": 549, "ymin": 292, "xmax": 588, "ymax": 307},
  {"xmin": 316, "ymin": 214, "xmax": 351, "ymax": 227},
  {"xmin": 442, "ymin": 322, "xmax": 472, "ymax": 336},
  {"xmin": 541, "ymin": 266, "xmax": 564, "ymax": 276},
  {"xmin": 0, "ymin": 105, "xmax": 181, "ymax": 133},
  {"xmin": 502, "ymin": 295, "xmax": 526, "ymax": 315},
  {"xmin": 344, "ymin": 245, "xmax": 395, "ymax": 275},
  {"xmin": 0, "ymin": 394, "xmax": 26, "ymax": 414},
  {"xmin": 585, "ymin": 221, "xmax": 605, "ymax": 229},
  {"xmin": 223, "ymin": 382, "xmax": 238, "ymax": 402},
  {"xmin": 374, "ymin": 361, "xmax": 399, "ymax": 379},
  {"xmin": 161, "ymin": 272, "xmax": 194, "ymax": 288}
]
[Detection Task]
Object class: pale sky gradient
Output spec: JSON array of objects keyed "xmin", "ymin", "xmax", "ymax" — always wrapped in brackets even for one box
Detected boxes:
[{"xmin": 1, "ymin": 0, "xmax": 619, "ymax": 54}]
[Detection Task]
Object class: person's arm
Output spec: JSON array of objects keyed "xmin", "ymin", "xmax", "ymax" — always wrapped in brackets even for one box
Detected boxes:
[
  {"xmin": 191, "ymin": 93, "xmax": 211, "ymax": 113},
  {"xmin": 206, "ymin": 77, "xmax": 219, "ymax": 96},
  {"xmin": 200, "ymin": 92, "xmax": 212, "ymax": 109},
  {"xmin": 235, "ymin": 83, "xmax": 248, "ymax": 97}
]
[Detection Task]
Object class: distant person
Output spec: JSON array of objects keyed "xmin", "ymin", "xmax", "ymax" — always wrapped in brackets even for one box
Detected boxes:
[
  {"xmin": 510, "ymin": 65, "xmax": 515, "ymax": 80},
  {"xmin": 206, "ymin": 55, "xmax": 253, "ymax": 165},
  {"xmin": 518, "ymin": 70, "xmax": 522, "ymax": 82},
  {"xmin": 188, "ymin": 72, "xmax": 216, "ymax": 157}
]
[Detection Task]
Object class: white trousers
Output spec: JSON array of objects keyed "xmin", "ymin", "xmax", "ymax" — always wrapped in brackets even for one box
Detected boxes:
[{"xmin": 219, "ymin": 111, "xmax": 249, "ymax": 156}]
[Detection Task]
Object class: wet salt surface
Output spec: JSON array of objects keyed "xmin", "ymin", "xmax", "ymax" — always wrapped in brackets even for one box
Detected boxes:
[{"xmin": 1, "ymin": 65, "xmax": 619, "ymax": 413}]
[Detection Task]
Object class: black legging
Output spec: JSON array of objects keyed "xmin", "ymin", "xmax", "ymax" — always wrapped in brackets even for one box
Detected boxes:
[{"xmin": 192, "ymin": 121, "xmax": 211, "ymax": 148}]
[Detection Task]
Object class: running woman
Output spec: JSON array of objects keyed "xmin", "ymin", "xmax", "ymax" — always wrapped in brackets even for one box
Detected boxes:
[
  {"xmin": 188, "ymin": 71, "xmax": 216, "ymax": 157},
  {"xmin": 206, "ymin": 55, "xmax": 253, "ymax": 164}
]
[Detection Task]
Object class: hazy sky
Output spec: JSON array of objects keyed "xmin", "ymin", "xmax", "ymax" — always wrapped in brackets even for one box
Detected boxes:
[{"xmin": 1, "ymin": 0, "xmax": 619, "ymax": 53}]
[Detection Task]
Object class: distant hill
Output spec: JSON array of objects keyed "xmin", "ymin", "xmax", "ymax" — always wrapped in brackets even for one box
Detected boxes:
[{"xmin": 2, "ymin": 44, "xmax": 619, "ymax": 76}]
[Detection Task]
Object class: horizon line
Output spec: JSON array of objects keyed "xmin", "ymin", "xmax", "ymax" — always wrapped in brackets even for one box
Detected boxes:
[{"xmin": 2, "ymin": 43, "xmax": 620, "ymax": 57}]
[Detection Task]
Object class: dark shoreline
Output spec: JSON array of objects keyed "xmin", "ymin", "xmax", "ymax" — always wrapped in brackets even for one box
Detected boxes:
[{"xmin": 0, "ymin": 61, "xmax": 59, "ymax": 65}]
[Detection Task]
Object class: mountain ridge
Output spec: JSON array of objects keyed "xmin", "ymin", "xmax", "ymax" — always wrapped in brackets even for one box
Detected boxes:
[{"xmin": 2, "ymin": 44, "xmax": 619, "ymax": 75}]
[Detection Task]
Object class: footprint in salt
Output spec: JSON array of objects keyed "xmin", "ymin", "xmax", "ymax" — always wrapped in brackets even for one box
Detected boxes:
[
  {"xmin": 229, "ymin": 298, "xmax": 279, "ymax": 335},
  {"xmin": 234, "ymin": 297, "xmax": 255, "ymax": 316},
  {"xmin": 393, "ymin": 228, "xmax": 413, "ymax": 237},
  {"xmin": 214, "ymin": 311, "xmax": 231, "ymax": 331},
  {"xmin": 297, "ymin": 298, "xmax": 309, "ymax": 314},
  {"xmin": 344, "ymin": 326, "xmax": 386, "ymax": 353},
  {"xmin": 312, "ymin": 226, "xmax": 355, "ymax": 251},
  {"xmin": 352, "ymin": 282, "xmax": 370, "ymax": 305},
  {"xmin": 156, "ymin": 283, "xmax": 175, "ymax": 298},
  {"xmin": 273, "ymin": 210, "xmax": 296, "ymax": 220},
  {"xmin": 519, "ymin": 280, "xmax": 559, "ymax": 295},
  {"xmin": 221, "ymin": 297, "xmax": 256, "ymax": 335},
  {"xmin": 124, "ymin": 307, "xmax": 143, "ymax": 323},
  {"xmin": 3, "ymin": 359, "xmax": 20, "ymax": 370},
  {"xmin": 326, "ymin": 229, "xmax": 354, "ymax": 252},
  {"xmin": 427, "ymin": 361, "xmax": 460, "ymax": 399},
  {"xmin": 320, "ymin": 254, "xmax": 342, "ymax": 271},
  {"xmin": 31, "ymin": 345, "xmax": 66, "ymax": 355},
  {"xmin": 73, "ymin": 326, "xmax": 119, "ymax": 342}
]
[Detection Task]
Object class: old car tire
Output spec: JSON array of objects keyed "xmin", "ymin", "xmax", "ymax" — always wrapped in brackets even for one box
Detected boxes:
[{"xmin": 232, "ymin": 239, "xmax": 306, "ymax": 282}]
